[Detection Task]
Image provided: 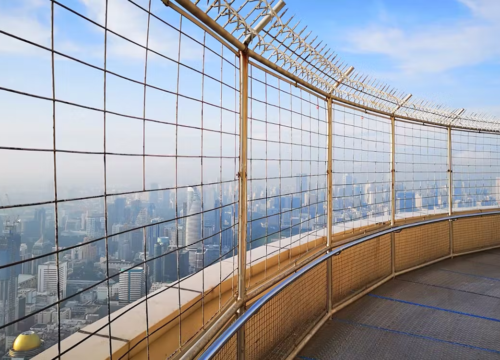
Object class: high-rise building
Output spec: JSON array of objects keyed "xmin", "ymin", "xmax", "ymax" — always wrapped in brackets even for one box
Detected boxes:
[
  {"xmin": 195, "ymin": 245, "xmax": 220, "ymax": 271},
  {"xmin": 30, "ymin": 236, "xmax": 52, "ymax": 275},
  {"xmin": 147, "ymin": 219, "xmax": 162, "ymax": 258},
  {"xmin": 37, "ymin": 261, "xmax": 68, "ymax": 299},
  {"xmin": 186, "ymin": 187, "xmax": 202, "ymax": 269},
  {"xmin": 109, "ymin": 197, "xmax": 126, "ymax": 226},
  {"xmin": 118, "ymin": 238, "xmax": 133, "ymax": 262},
  {"xmin": 281, "ymin": 195, "xmax": 292, "ymax": 210},
  {"xmin": 162, "ymin": 246, "xmax": 190, "ymax": 282},
  {"xmin": 185, "ymin": 187, "xmax": 202, "ymax": 269},
  {"xmin": 343, "ymin": 174, "xmax": 354, "ymax": 198},
  {"xmin": 135, "ymin": 208, "xmax": 150, "ymax": 227},
  {"xmin": 86, "ymin": 213, "xmax": 104, "ymax": 240},
  {"xmin": 162, "ymin": 189, "xmax": 171, "ymax": 209},
  {"xmin": 34, "ymin": 208, "xmax": 46, "ymax": 237},
  {"xmin": 364, "ymin": 183, "xmax": 375, "ymax": 205},
  {"xmin": 213, "ymin": 197, "xmax": 221, "ymax": 246},
  {"xmin": 495, "ymin": 178, "xmax": 500, "ymax": 203},
  {"xmin": 0, "ymin": 221, "xmax": 21, "ymax": 336},
  {"xmin": 177, "ymin": 226, "xmax": 185, "ymax": 248},
  {"xmin": 151, "ymin": 237, "xmax": 176, "ymax": 284},
  {"xmin": 396, "ymin": 191, "xmax": 416, "ymax": 213},
  {"xmin": 19, "ymin": 244, "xmax": 31, "ymax": 275},
  {"xmin": 296, "ymin": 174, "xmax": 309, "ymax": 205},
  {"xmin": 81, "ymin": 237, "xmax": 98, "ymax": 262},
  {"xmin": 130, "ymin": 200, "xmax": 143, "ymax": 223},
  {"xmin": 221, "ymin": 208, "xmax": 235, "ymax": 250},
  {"xmin": 119, "ymin": 267, "xmax": 144, "ymax": 305},
  {"xmin": 153, "ymin": 242, "xmax": 163, "ymax": 283},
  {"xmin": 23, "ymin": 208, "xmax": 46, "ymax": 241}
]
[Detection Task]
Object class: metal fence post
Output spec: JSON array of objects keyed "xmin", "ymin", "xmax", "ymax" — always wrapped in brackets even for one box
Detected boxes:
[
  {"xmin": 390, "ymin": 115, "xmax": 396, "ymax": 275},
  {"xmin": 326, "ymin": 97, "xmax": 333, "ymax": 313},
  {"xmin": 448, "ymin": 126, "xmax": 453, "ymax": 216},
  {"xmin": 390, "ymin": 115, "xmax": 396, "ymax": 226},
  {"xmin": 237, "ymin": 49, "xmax": 249, "ymax": 360},
  {"xmin": 448, "ymin": 126, "xmax": 454, "ymax": 257}
]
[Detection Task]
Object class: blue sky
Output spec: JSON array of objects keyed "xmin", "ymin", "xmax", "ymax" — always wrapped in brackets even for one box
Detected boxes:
[
  {"xmin": 284, "ymin": 0, "xmax": 500, "ymax": 115},
  {"xmin": 1, "ymin": 0, "xmax": 498, "ymax": 115},
  {"xmin": 0, "ymin": 0, "xmax": 499, "ymax": 201}
]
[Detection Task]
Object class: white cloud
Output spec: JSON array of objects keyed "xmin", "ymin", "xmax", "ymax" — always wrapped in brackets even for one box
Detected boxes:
[
  {"xmin": 458, "ymin": 0, "xmax": 500, "ymax": 21},
  {"xmin": 343, "ymin": 0, "xmax": 500, "ymax": 74},
  {"xmin": 0, "ymin": 0, "xmax": 51, "ymax": 53},
  {"xmin": 0, "ymin": 0, "xmax": 197, "ymax": 61},
  {"xmin": 80, "ymin": 0, "xmax": 198, "ymax": 61}
]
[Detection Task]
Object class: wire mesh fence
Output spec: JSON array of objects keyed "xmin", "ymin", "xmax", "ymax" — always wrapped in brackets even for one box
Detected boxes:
[
  {"xmin": 0, "ymin": 1, "xmax": 240, "ymax": 358},
  {"xmin": 452, "ymin": 130, "xmax": 500, "ymax": 211},
  {"xmin": 395, "ymin": 121, "xmax": 449, "ymax": 220},
  {"xmin": 246, "ymin": 63, "xmax": 328, "ymax": 285},
  {"xmin": 244, "ymin": 262, "xmax": 327, "ymax": 360},
  {"xmin": 332, "ymin": 105, "xmax": 391, "ymax": 233},
  {"xmin": 452, "ymin": 214, "xmax": 500, "ymax": 253},
  {"xmin": 331, "ymin": 234, "xmax": 392, "ymax": 305},
  {"xmin": 394, "ymin": 221, "xmax": 450, "ymax": 272}
]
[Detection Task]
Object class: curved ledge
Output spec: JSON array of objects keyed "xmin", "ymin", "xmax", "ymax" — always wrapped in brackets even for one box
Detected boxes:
[{"xmin": 200, "ymin": 210, "xmax": 500, "ymax": 359}]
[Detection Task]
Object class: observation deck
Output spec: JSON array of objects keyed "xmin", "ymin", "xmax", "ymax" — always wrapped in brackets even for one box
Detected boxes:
[
  {"xmin": 300, "ymin": 249, "xmax": 500, "ymax": 360},
  {"xmin": 1, "ymin": 0, "xmax": 499, "ymax": 360}
]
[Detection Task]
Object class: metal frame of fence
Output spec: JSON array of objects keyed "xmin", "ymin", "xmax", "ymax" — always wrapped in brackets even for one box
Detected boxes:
[
  {"xmin": 199, "ymin": 210, "xmax": 500, "ymax": 360},
  {"xmin": 171, "ymin": 1, "xmax": 500, "ymax": 359}
]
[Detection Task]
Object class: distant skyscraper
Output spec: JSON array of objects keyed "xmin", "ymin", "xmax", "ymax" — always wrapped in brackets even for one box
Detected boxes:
[
  {"xmin": 162, "ymin": 246, "xmax": 190, "ymax": 282},
  {"xmin": 221, "ymin": 208, "xmax": 235, "ymax": 250},
  {"xmin": 37, "ymin": 261, "xmax": 68, "ymax": 299},
  {"xmin": 396, "ymin": 191, "xmax": 416, "ymax": 213},
  {"xmin": 149, "ymin": 183, "xmax": 159, "ymax": 204},
  {"xmin": 281, "ymin": 195, "xmax": 292, "ymax": 209},
  {"xmin": 153, "ymin": 242, "xmax": 163, "ymax": 283},
  {"xmin": 30, "ymin": 236, "xmax": 52, "ymax": 275},
  {"xmin": 81, "ymin": 237, "xmax": 98, "ymax": 262},
  {"xmin": 135, "ymin": 208, "xmax": 150, "ymax": 227},
  {"xmin": 364, "ymin": 183, "xmax": 375, "ymax": 205},
  {"xmin": 118, "ymin": 238, "xmax": 133, "ymax": 262},
  {"xmin": 185, "ymin": 187, "xmax": 201, "ymax": 248},
  {"xmin": 296, "ymin": 174, "xmax": 308, "ymax": 206},
  {"xmin": 195, "ymin": 246, "xmax": 220, "ymax": 271},
  {"xmin": 114, "ymin": 198, "xmax": 126, "ymax": 224},
  {"xmin": 19, "ymin": 244, "xmax": 31, "ymax": 275},
  {"xmin": 130, "ymin": 230, "xmax": 143, "ymax": 255},
  {"xmin": 213, "ymin": 197, "xmax": 221, "ymax": 246},
  {"xmin": 147, "ymin": 218, "xmax": 162, "ymax": 257},
  {"xmin": 119, "ymin": 267, "xmax": 144, "ymax": 305},
  {"xmin": 0, "ymin": 221, "xmax": 21, "ymax": 335},
  {"xmin": 130, "ymin": 200, "xmax": 142, "ymax": 222},
  {"xmin": 181, "ymin": 202, "xmax": 188, "ymax": 226},
  {"xmin": 34, "ymin": 209, "xmax": 46, "ymax": 236},
  {"xmin": 343, "ymin": 174, "xmax": 353, "ymax": 198},
  {"xmin": 86, "ymin": 213, "xmax": 104, "ymax": 239},
  {"xmin": 151, "ymin": 237, "xmax": 175, "ymax": 283},
  {"xmin": 186, "ymin": 187, "xmax": 202, "ymax": 271}
]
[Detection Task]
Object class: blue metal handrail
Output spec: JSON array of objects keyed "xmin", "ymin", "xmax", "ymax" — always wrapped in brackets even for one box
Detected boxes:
[{"xmin": 199, "ymin": 210, "xmax": 500, "ymax": 359}]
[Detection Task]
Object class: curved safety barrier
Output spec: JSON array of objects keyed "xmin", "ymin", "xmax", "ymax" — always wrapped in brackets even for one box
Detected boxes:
[{"xmin": 200, "ymin": 211, "xmax": 500, "ymax": 360}]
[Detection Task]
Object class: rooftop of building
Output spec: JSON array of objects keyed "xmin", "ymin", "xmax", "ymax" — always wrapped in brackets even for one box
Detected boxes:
[{"xmin": 12, "ymin": 331, "xmax": 42, "ymax": 352}]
